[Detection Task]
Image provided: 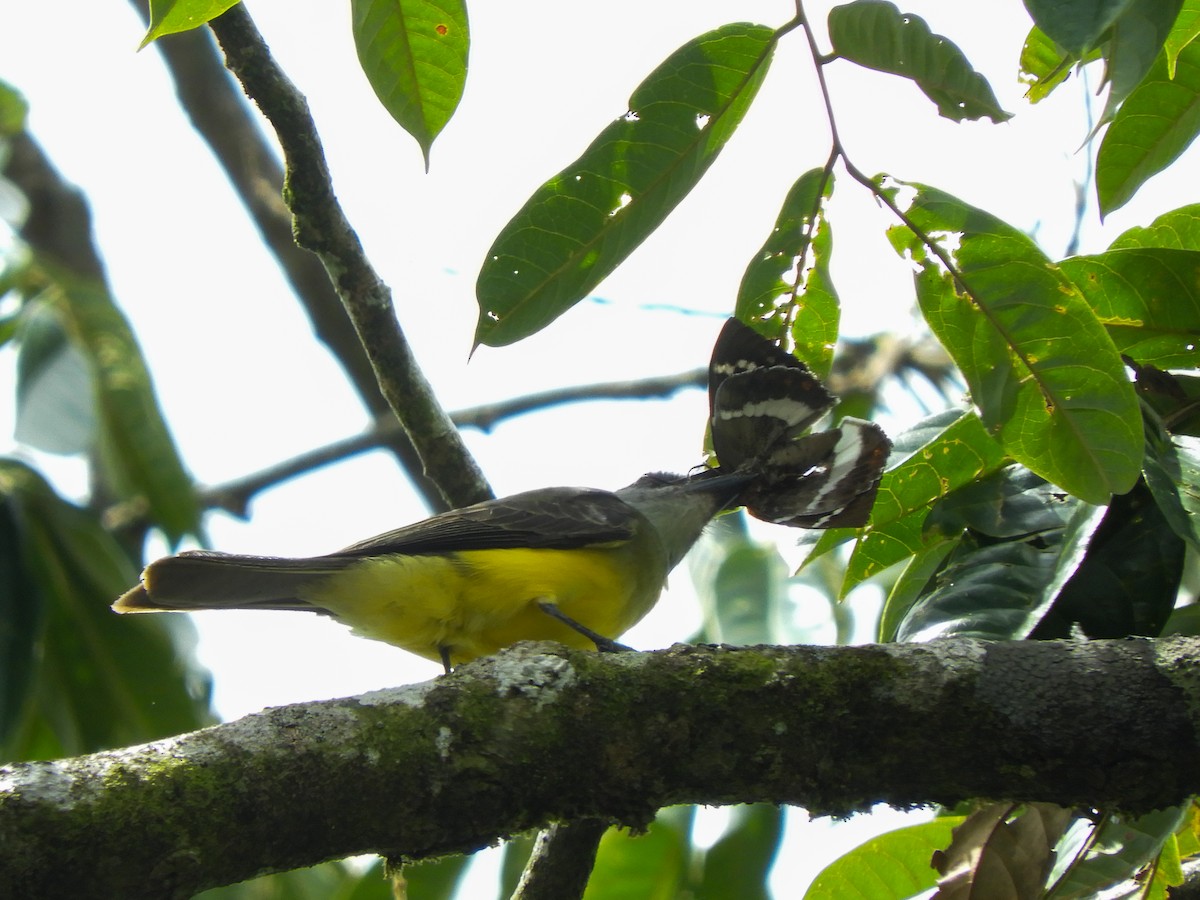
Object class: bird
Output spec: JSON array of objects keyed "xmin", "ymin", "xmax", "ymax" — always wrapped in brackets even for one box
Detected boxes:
[
  {"xmin": 114, "ymin": 471, "xmax": 753, "ymax": 672},
  {"xmin": 115, "ymin": 319, "xmax": 890, "ymax": 671}
]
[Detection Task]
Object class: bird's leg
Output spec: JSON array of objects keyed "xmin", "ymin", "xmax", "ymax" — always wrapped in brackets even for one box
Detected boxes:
[
  {"xmin": 439, "ymin": 646, "xmax": 453, "ymax": 674},
  {"xmin": 535, "ymin": 601, "xmax": 633, "ymax": 653}
]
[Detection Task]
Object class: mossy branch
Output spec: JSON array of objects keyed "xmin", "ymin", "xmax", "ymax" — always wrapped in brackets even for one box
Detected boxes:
[{"xmin": 4, "ymin": 638, "xmax": 1200, "ymax": 898}]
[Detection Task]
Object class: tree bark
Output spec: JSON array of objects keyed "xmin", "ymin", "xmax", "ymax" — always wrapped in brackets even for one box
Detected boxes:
[{"xmin": 3, "ymin": 637, "xmax": 1199, "ymax": 899}]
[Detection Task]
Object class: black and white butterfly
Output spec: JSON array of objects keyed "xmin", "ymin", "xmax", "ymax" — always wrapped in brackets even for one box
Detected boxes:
[{"xmin": 708, "ymin": 318, "xmax": 890, "ymax": 529}]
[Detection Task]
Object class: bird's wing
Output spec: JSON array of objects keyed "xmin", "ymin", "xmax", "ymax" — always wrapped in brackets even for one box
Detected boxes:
[{"xmin": 332, "ymin": 486, "xmax": 641, "ymax": 557}]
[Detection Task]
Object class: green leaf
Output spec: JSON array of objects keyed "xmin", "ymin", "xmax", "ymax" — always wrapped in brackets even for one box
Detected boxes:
[
  {"xmin": 1143, "ymin": 431, "xmax": 1200, "ymax": 551},
  {"xmin": 1019, "ymin": 26, "xmax": 1076, "ymax": 103},
  {"xmin": 695, "ymin": 805, "xmax": 783, "ymax": 900},
  {"xmin": 0, "ymin": 78, "xmax": 28, "ymax": 135},
  {"xmin": 841, "ymin": 408, "xmax": 1007, "ymax": 590},
  {"xmin": 475, "ymin": 23, "xmax": 777, "ymax": 347},
  {"xmin": 1024, "ymin": 0, "xmax": 1138, "ymax": 55},
  {"xmin": 350, "ymin": 0, "xmax": 469, "ymax": 169},
  {"xmin": 1165, "ymin": 0, "xmax": 1200, "ymax": 77},
  {"xmin": 1097, "ymin": 39, "xmax": 1200, "ymax": 216},
  {"xmin": 1050, "ymin": 808, "xmax": 1187, "ymax": 898},
  {"xmin": 0, "ymin": 475, "xmax": 45, "ymax": 752},
  {"xmin": 197, "ymin": 859, "xmax": 397, "ymax": 899},
  {"xmin": 1111, "ymin": 202, "xmax": 1200, "ymax": 249},
  {"xmin": 14, "ymin": 300, "xmax": 94, "ymax": 454},
  {"xmin": 0, "ymin": 459, "xmax": 212, "ymax": 760},
  {"xmin": 391, "ymin": 855, "xmax": 467, "ymax": 899},
  {"xmin": 38, "ymin": 265, "xmax": 200, "ymax": 543},
  {"xmin": 586, "ymin": 808, "xmax": 692, "ymax": 900},
  {"xmin": 1059, "ymin": 248, "xmax": 1200, "ymax": 368},
  {"xmin": 884, "ymin": 180, "xmax": 1143, "ymax": 503},
  {"xmin": 827, "ymin": 1, "xmax": 1012, "ymax": 122},
  {"xmin": 926, "ymin": 465, "xmax": 1079, "ymax": 539},
  {"xmin": 1029, "ymin": 481, "xmax": 1184, "ymax": 638},
  {"xmin": 804, "ymin": 817, "xmax": 964, "ymax": 899},
  {"xmin": 1096, "ymin": 0, "xmax": 1184, "ymax": 126},
  {"xmin": 897, "ymin": 466, "xmax": 1105, "ymax": 641},
  {"xmin": 878, "ymin": 538, "xmax": 957, "ymax": 642},
  {"xmin": 499, "ymin": 835, "xmax": 536, "ymax": 899},
  {"xmin": 736, "ymin": 168, "xmax": 839, "ymax": 377},
  {"xmin": 691, "ymin": 515, "xmax": 790, "ymax": 646},
  {"xmin": 140, "ymin": 0, "xmax": 241, "ymax": 48}
]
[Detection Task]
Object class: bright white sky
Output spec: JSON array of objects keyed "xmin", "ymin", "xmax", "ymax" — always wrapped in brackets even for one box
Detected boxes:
[{"xmin": 3, "ymin": 0, "xmax": 1196, "ymax": 893}]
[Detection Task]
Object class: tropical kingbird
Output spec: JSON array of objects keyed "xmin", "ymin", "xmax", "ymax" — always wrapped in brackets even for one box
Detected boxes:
[
  {"xmin": 115, "ymin": 470, "xmax": 754, "ymax": 671},
  {"xmin": 115, "ymin": 319, "xmax": 891, "ymax": 670}
]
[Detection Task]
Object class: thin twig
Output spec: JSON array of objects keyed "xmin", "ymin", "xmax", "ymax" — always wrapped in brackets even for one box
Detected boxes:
[
  {"xmin": 207, "ymin": 5, "xmax": 491, "ymax": 510},
  {"xmin": 191, "ymin": 367, "xmax": 706, "ymax": 518}
]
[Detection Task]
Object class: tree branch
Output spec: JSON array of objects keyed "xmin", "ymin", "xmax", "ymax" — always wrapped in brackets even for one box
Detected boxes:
[
  {"xmin": 206, "ymin": 5, "xmax": 490, "ymax": 509},
  {"xmin": 196, "ymin": 367, "xmax": 708, "ymax": 518},
  {"xmin": 126, "ymin": 0, "xmax": 451, "ymax": 512},
  {"xmin": 4, "ymin": 637, "xmax": 1199, "ymax": 898}
]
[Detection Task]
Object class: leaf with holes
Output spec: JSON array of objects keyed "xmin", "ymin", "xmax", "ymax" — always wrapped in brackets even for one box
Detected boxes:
[
  {"xmin": 475, "ymin": 23, "xmax": 776, "ymax": 347},
  {"xmin": 737, "ymin": 168, "xmax": 839, "ymax": 377},
  {"xmin": 884, "ymin": 180, "xmax": 1142, "ymax": 503},
  {"xmin": 827, "ymin": 0, "xmax": 1011, "ymax": 122},
  {"xmin": 351, "ymin": 0, "xmax": 468, "ymax": 168}
]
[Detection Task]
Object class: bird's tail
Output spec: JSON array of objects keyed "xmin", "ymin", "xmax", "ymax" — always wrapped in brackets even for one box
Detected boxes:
[{"xmin": 113, "ymin": 550, "xmax": 356, "ymax": 613}]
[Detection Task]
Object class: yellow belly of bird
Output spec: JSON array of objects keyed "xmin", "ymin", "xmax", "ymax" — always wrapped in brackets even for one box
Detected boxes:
[{"xmin": 298, "ymin": 546, "xmax": 660, "ymax": 666}]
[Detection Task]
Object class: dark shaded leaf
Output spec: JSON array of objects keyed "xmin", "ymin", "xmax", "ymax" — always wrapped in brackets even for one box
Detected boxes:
[
  {"xmin": 475, "ymin": 24, "xmax": 776, "ymax": 346},
  {"xmin": 1024, "ymin": 0, "xmax": 1138, "ymax": 55},
  {"xmin": 1059, "ymin": 248, "xmax": 1200, "ymax": 369},
  {"xmin": 736, "ymin": 168, "xmax": 839, "ymax": 377},
  {"xmin": 0, "ymin": 460, "xmax": 211, "ymax": 760},
  {"xmin": 926, "ymin": 465, "xmax": 1078, "ymax": 539},
  {"xmin": 1029, "ymin": 481, "xmax": 1184, "ymax": 638},
  {"xmin": 0, "ymin": 478, "xmax": 44, "ymax": 753},
  {"xmin": 1096, "ymin": 39, "xmax": 1200, "ymax": 216},
  {"xmin": 896, "ymin": 467, "xmax": 1105, "ymax": 642},
  {"xmin": 1096, "ymin": 0, "xmax": 1183, "ymax": 125},
  {"xmin": 1143, "ymin": 429, "xmax": 1200, "ymax": 550},
  {"xmin": 828, "ymin": 0, "xmax": 1011, "ymax": 122},
  {"xmin": 350, "ymin": 0, "xmax": 469, "ymax": 168},
  {"xmin": 878, "ymin": 537, "xmax": 956, "ymax": 641},
  {"xmin": 884, "ymin": 180, "xmax": 1143, "ymax": 503}
]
